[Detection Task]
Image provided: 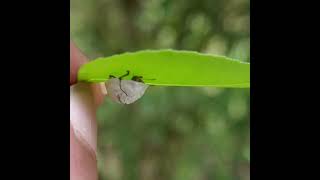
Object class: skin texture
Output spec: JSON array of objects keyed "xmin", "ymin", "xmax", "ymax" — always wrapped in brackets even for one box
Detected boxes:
[{"xmin": 70, "ymin": 41, "xmax": 104, "ymax": 180}]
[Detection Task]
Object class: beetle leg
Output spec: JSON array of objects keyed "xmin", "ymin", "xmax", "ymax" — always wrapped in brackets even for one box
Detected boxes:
[
  {"xmin": 132, "ymin": 76, "xmax": 144, "ymax": 83},
  {"xmin": 109, "ymin": 75, "xmax": 116, "ymax": 79}
]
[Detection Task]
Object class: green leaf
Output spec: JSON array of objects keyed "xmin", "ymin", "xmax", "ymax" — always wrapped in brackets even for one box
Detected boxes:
[{"xmin": 78, "ymin": 49, "xmax": 250, "ymax": 88}]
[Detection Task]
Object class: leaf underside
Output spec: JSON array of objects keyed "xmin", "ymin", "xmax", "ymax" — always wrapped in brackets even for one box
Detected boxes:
[{"xmin": 78, "ymin": 49, "xmax": 250, "ymax": 88}]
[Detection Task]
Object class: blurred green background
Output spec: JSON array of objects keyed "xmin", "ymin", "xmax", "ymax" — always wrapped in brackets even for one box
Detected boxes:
[{"xmin": 71, "ymin": 0, "xmax": 250, "ymax": 180}]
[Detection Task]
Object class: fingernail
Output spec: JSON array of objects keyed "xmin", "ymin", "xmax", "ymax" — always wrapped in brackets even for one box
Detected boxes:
[
  {"xmin": 70, "ymin": 83, "xmax": 97, "ymax": 155},
  {"xmin": 70, "ymin": 124, "xmax": 97, "ymax": 180}
]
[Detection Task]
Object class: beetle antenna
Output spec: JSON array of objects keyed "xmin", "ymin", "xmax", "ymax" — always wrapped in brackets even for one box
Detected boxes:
[{"xmin": 119, "ymin": 70, "xmax": 130, "ymax": 80}]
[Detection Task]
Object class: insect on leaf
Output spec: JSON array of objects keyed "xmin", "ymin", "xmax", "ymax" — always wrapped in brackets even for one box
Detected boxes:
[{"xmin": 78, "ymin": 49, "xmax": 250, "ymax": 88}]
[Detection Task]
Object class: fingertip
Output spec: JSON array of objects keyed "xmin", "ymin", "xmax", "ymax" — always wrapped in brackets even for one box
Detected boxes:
[
  {"xmin": 91, "ymin": 83, "xmax": 105, "ymax": 108},
  {"xmin": 70, "ymin": 41, "xmax": 88, "ymax": 86}
]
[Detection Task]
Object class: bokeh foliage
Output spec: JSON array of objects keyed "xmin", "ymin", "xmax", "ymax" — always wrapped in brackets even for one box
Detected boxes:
[{"xmin": 71, "ymin": 0, "xmax": 250, "ymax": 179}]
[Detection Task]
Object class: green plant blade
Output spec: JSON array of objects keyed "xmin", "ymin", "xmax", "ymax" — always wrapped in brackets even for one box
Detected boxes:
[{"xmin": 78, "ymin": 50, "xmax": 250, "ymax": 88}]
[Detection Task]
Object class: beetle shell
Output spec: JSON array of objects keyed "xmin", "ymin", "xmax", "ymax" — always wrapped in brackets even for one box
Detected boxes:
[{"xmin": 105, "ymin": 78, "xmax": 149, "ymax": 104}]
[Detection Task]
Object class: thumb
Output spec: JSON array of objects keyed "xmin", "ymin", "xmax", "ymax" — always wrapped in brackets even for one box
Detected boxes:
[{"xmin": 70, "ymin": 41, "xmax": 104, "ymax": 180}]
